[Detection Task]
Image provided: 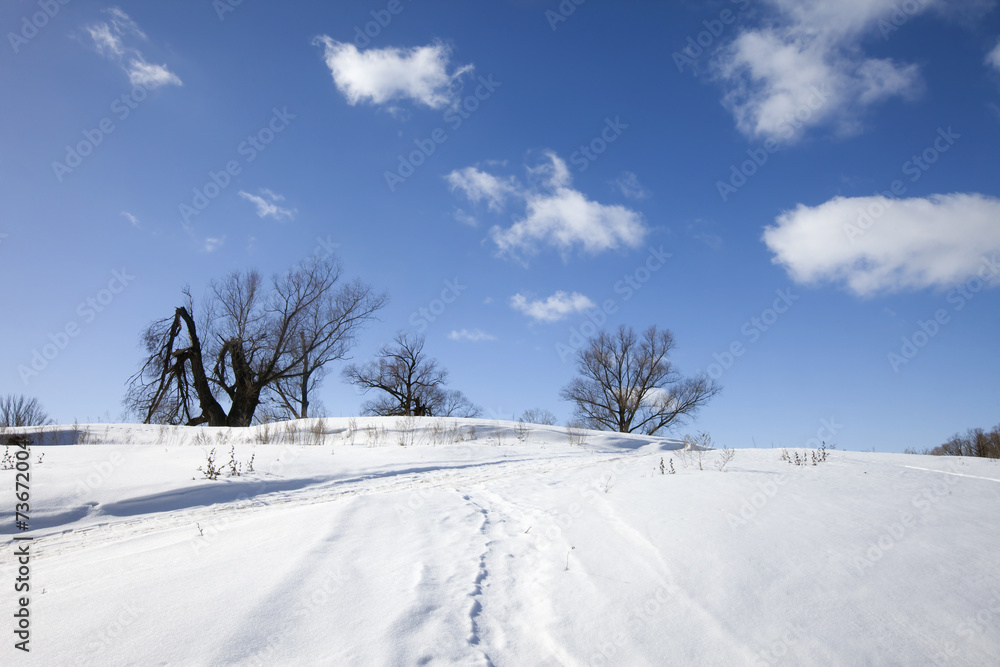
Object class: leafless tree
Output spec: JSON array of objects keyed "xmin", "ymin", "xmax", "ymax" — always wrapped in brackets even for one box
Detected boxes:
[
  {"xmin": 560, "ymin": 325, "xmax": 720, "ymax": 435},
  {"xmin": 439, "ymin": 389, "xmax": 483, "ymax": 418},
  {"xmin": 0, "ymin": 394, "xmax": 54, "ymax": 427},
  {"xmin": 125, "ymin": 256, "xmax": 385, "ymax": 427},
  {"xmin": 265, "ymin": 276, "xmax": 386, "ymax": 420},
  {"xmin": 930, "ymin": 424, "xmax": 1000, "ymax": 459},
  {"xmin": 343, "ymin": 332, "xmax": 479, "ymax": 417},
  {"xmin": 520, "ymin": 408, "xmax": 558, "ymax": 426}
]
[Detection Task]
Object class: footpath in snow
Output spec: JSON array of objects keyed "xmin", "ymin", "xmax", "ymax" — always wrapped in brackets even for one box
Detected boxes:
[{"xmin": 2, "ymin": 417, "xmax": 999, "ymax": 666}]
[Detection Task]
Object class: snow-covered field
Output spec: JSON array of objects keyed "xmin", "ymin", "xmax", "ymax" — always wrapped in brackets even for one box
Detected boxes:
[{"xmin": 2, "ymin": 417, "xmax": 999, "ymax": 666}]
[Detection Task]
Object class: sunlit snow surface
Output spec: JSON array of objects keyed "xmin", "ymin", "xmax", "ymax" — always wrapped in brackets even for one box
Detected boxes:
[{"xmin": 2, "ymin": 418, "xmax": 999, "ymax": 666}]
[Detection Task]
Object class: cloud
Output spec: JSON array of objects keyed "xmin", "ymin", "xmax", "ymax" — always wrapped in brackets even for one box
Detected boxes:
[
  {"xmin": 84, "ymin": 8, "xmax": 181, "ymax": 89},
  {"xmin": 239, "ymin": 189, "xmax": 296, "ymax": 222},
  {"xmin": 711, "ymin": 0, "xmax": 927, "ymax": 142},
  {"xmin": 121, "ymin": 211, "xmax": 140, "ymax": 228},
  {"xmin": 762, "ymin": 193, "xmax": 1000, "ymax": 295},
  {"xmin": 988, "ymin": 40, "xmax": 1000, "ymax": 72},
  {"xmin": 448, "ymin": 328, "xmax": 496, "ymax": 342},
  {"xmin": 127, "ymin": 61, "xmax": 182, "ymax": 88},
  {"xmin": 447, "ymin": 168, "xmax": 519, "ymax": 212},
  {"xmin": 612, "ymin": 172, "xmax": 649, "ymax": 200},
  {"xmin": 510, "ymin": 291, "xmax": 596, "ymax": 323},
  {"xmin": 452, "ymin": 208, "xmax": 479, "ymax": 227},
  {"xmin": 448, "ymin": 152, "xmax": 648, "ymax": 260},
  {"xmin": 314, "ymin": 37, "xmax": 472, "ymax": 110},
  {"xmin": 203, "ymin": 236, "xmax": 225, "ymax": 253}
]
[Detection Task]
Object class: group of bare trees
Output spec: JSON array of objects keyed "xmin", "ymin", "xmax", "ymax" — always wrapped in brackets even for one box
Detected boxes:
[
  {"xmin": 926, "ymin": 425, "xmax": 1000, "ymax": 459},
  {"xmin": 125, "ymin": 257, "xmax": 386, "ymax": 427},
  {"xmin": 124, "ymin": 254, "xmax": 717, "ymax": 433}
]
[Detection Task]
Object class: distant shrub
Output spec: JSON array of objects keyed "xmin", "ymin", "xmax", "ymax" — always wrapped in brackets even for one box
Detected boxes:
[
  {"xmin": 0, "ymin": 395, "xmax": 53, "ymax": 427},
  {"xmin": 520, "ymin": 408, "xmax": 558, "ymax": 426}
]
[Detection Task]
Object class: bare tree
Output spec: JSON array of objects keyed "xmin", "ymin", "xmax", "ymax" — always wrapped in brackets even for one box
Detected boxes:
[
  {"xmin": 0, "ymin": 395, "xmax": 54, "ymax": 427},
  {"xmin": 125, "ymin": 256, "xmax": 385, "ymax": 427},
  {"xmin": 439, "ymin": 389, "xmax": 483, "ymax": 418},
  {"xmin": 520, "ymin": 408, "xmax": 558, "ymax": 425},
  {"xmin": 343, "ymin": 332, "xmax": 479, "ymax": 417},
  {"xmin": 265, "ymin": 278, "xmax": 386, "ymax": 420},
  {"xmin": 560, "ymin": 325, "xmax": 720, "ymax": 435}
]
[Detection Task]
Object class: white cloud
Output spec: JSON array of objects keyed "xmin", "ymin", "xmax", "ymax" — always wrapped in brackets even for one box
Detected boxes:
[
  {"xmin": 87, "ymin": 23, "xmax": 124, "ymax": 58},
  {"xmin": 239, "ymin": 189, "xmax": 296, "ymax": 222},
  {"xmin": 121, "ymin": 211, "xmax": 140, "ymax": 228},
  {"xmin": 448, "ymin": 328, "xmax": 496, "ymax": 342},
  {"xmin": 987, "ymin": 40, "xmax": 1000, "ymax": 72},
  {"xmin": 613, "ymin": 172, "xmax": 649, "ymax": 200},
  {"xmin": 203, "ymin": 236, "xmax": 225, "ymax": 253},
  {"xmin": 452, "ymin": 208, "xmax": 479, "ymax": 227},
  {"xmin": 127, "ymin": 60, "xmax": 182, "ymax": 88},
  {"xmin": 446, "ymin": 168, "xmax": 518, "ymax": 212},
  {"xmin": 762, "ymin": 193, "xmax": 1000, "ymax": 295},
  {"xmin": 314, "ymin": 37, "xmax": 472, "ymax": 110},
  {"xmin": 448, "ymin": 152, "xmax": 648, "ymax": 260},
  {"xmin": 712, "ymin": 0, "xmax": 927, "ymax": 142},
  {"xmin": 493, "ymin": 188, "xmax": 646, "ymax": 258},
  {"xmin": 510, "ymin": 291, "xmax": 596, "ymax": 323},
  {"xmin": 84, "ymin": 8, "xmax": 181, "ymax": 89}
]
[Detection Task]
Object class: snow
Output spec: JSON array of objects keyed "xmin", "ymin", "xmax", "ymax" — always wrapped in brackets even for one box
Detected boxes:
[{"xmin": 3, "ymin": 417, "xmax": 999, "ymax": 665}]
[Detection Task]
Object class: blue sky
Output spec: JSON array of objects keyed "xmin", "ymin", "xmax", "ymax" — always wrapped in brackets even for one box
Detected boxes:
[{"xmin": 2, "ymin": 0, "xmax": 999, "ymax": 452}]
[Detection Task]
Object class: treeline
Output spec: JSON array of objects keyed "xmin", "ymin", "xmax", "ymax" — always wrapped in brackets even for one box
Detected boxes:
[
  {"xmin": 4, "ymin": 253, "xmax": 720, "ymax": 435},
  {"xmin": 914, "ymin": 424, "xmax": 1000, "ymax": 459}
]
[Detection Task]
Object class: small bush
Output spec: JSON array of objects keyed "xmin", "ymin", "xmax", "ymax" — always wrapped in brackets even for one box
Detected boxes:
[
  {"xmin": 565, "ymin": 422, "xmax": 588, "ymax": 446},
  {"xmin": 199, "ymin": 448, "xmax": 223, "ymax": 480},
  {"xmin": 659, "ymin": 457, "xmax": 675, "ymax": 475},
  {"xmin": 311, "ymin": 418, "xmax": 328, "ymax": 446},
  {"xmin": 254, "ymin": 423, "xmax": 272, "ymax": 445},
  {"xmin": 715, "ymin": 447, "xmax": 736, "ymax": 472},
  {"xmin": 514, "ymin": 419, "xmax": 529, "ymax": 443}
]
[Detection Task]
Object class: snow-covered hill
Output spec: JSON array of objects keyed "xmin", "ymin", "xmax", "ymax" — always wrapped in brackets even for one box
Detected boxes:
[{"xmin": 2, "ymin": 418, "xmax": 999, "ymax": 665}]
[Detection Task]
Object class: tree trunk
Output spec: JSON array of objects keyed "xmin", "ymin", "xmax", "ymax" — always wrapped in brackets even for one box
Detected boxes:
[{"xmin": 175, "ymin": 308, "xmax": 228, "ymax": 427}]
